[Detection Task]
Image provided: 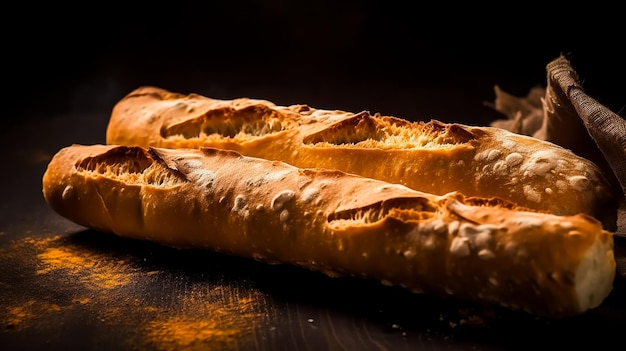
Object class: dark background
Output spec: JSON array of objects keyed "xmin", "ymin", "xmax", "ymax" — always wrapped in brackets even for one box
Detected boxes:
[
  {"xmin": 2, "ymin": 3, "xmax": 626, "ymax": 349},
  {"xmin": 5, "ymin": 1, "xmax": 625, "ymax": 129}
]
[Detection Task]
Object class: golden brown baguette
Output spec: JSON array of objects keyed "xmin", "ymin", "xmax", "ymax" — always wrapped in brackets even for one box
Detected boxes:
[
  {"xmin": 106, "ymin": 86, "xmax": 618, "ymax": 229},
  {"xmin": 42, "ymin": 144, "xmax": 616, "ymax": 317}
]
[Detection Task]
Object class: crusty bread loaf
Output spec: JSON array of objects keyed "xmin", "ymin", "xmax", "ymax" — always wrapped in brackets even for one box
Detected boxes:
[
  {"xmin": 42, "ymin": 144, "xmax": 616, "ymax": 317},
  {"xmin": 106, "ymin": 86, "xmax": 618, "ymax": 229}
]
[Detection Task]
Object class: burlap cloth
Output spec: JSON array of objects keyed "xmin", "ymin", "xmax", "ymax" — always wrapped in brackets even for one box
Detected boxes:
[{"xmin": 490, "ymin": 55, "xmax": 626, "ymax": 280}]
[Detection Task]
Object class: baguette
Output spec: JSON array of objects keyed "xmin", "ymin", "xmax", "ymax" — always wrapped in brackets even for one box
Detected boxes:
[
  {"xmin": 106, "ymin": 86, "xmax": 618, "ymax": 229},
  {"xmin": 42, "ymin": 144, "xmax": 616, "ymax": 317}
]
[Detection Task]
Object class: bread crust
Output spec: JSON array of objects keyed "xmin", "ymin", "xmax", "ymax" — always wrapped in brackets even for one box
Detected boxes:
[
  {"xmin": 106, "ymin": 87, "xmax": 617, "ymax": 229},
  {"xmin": 42, "ymin": 144, "xmax": 616, "ymax": 317}
]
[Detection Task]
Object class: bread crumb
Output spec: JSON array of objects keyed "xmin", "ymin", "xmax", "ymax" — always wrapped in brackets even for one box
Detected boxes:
[
  {"xmin": 300, "ymin": 187, "xmax": 319, "ymax": 204},
  {"xmin": 449, "ymin": 237, "xmax": 470, "ymax": 257},
  {"xmin": 61, "ymin": 185, "xmax": 74, "ymax": 200},
  {"xmin": 505, "ymin": 152, "xmax": 523, "ymax": 166},
  {"xmin": 232, "ymin": 195, "xmax": 247, "ymax": 212},
  {"xmin": 569, "ymin": 175, "xmax": 590, "ymax": 191},
  {"xmin": 271, "ymin": 190, "xmax": 295, "ymax": 211}
]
